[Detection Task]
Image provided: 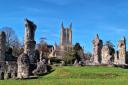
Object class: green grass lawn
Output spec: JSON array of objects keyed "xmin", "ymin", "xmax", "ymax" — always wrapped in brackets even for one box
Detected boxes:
[{"xmin": 1, "ymin": 66, "xmax": 128, "ymax": 85}]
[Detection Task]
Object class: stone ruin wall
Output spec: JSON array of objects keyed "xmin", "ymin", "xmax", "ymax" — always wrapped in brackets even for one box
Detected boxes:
[
  {"xmin": 101, "ymin": 45, "xmax": 114, "ymax": 65},
  {"xmin": 101, "ymin": 45, "xmax": 111, "ymax": 64},
  {"xmin": 116, "ymin": 37, "xmax": 127, "ymax": 65},
  {"xmin": 0, "ymin": 31, "xmax": 6, "ymax": 79},
  {"xmin": 92, "ymin": 34, "xmax": 128, "ymax": 65},
  {"xmin": 24, "ymin": 19, "xmax": 37, "ymax": 64},
  {"xmin": 92, "ymin": 34, "xmax": 103, "ymax": 65}
]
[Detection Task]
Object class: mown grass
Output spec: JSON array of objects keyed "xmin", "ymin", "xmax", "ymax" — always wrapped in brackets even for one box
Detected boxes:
[{"xmin": 1, "ymin": 66, "xmax": 128, "ymax": 85}]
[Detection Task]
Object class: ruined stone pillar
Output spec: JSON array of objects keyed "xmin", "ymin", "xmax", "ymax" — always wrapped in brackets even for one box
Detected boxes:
[
  {"xmin": 101, "ymin": 44, "xmax": 115, "ymax": 65},
  {"xmin": 17, "ymin": 19, "xmax": 36, "ymax": 79},
  {"xmin": 118, "ymin": 37, "xmax": 126, "ymax": 65},
  {"xmin": 0, "ymin": 31, "xmax": 6, "ymax": 80},
  {"xmin": 17, "ymin": 53, "xmax": 30, "ymax": 79},
  {"xmin": 92, "ymin": 34, "xmax": 103, "ymax": 64},
  {"xmin": 24, "ymin": 19, "xmax": 36, "ymax": 64},
  {"xmin": 101, "ymin": 45, "xmax": 110, "ymax": 64}
]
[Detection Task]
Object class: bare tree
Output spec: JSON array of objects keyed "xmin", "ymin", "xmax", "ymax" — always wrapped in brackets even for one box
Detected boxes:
[
  {"xmin": 1, "ymin": 27, "xmax": 20, "ymax": 48},
  {"xmin": 1, "ymin": 27, "xmax": 21, "ymax": 56}
]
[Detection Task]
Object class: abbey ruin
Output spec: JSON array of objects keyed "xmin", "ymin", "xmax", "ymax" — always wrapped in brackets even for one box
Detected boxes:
[
  {"xmin": 92, "ymin": 35, "xmax": 127, "ymax": 65},
  {"xmin": 0, "ymin": 18, "xmax": 128, "ymax": 80}
]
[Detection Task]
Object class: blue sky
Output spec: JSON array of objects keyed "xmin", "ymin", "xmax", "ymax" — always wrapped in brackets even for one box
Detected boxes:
[{"xmin": 0, "ymin": 0, "xmax": 128, "ymax": 52}]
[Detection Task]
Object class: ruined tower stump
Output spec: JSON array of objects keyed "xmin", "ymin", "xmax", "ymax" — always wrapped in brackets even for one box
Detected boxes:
[
  {"xmin": 17, "ymin": 19, "xmax": 37, "ymax": 79},
  {"xmin": 24, "ymin": 19, "xmax": 37, "ymax": 64},
  {"xmin": 92, "ymin": 34, "xmax": 103, "ymax": 65},
  {"xmin": 118, "ymin": 37, "xmax": 127, "ymax": 65}
]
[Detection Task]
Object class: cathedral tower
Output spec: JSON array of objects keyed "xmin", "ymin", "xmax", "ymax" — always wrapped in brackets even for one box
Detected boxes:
[{"xmin": 60, "ymin": 22, "xmax": 72, "ymax": 51}]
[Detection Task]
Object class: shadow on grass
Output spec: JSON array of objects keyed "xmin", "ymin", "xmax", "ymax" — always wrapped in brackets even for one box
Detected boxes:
[
  {"xmin": 113, "ymin": 64, "xmax": 128, "ymax": 69},
  {"xmin": 16, "ymin": 65, "xmax": 55, "ymax": 80},
  {"xmin": 38, "ymin": 69, "xmax": 55, "ymax": 76}
]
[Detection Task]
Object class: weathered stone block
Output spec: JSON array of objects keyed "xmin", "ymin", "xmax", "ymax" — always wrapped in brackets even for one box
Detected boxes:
[
  {"xmin": 32, "ymin": 59, "xmax": 47, "ymax": 75},
  {"xmin": 17, "ymin": 53, "xmax": 30, "ymax": 79}
]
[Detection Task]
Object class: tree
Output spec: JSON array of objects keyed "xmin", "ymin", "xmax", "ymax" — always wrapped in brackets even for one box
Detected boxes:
[
  {"xmin": 73, "ymin": 43, "xmax": 83, "ymax": 51},
  {"xmin": 83, "ymin": 52, "xmax": 92, "ymax": 62},
  {"xmin": 62, "ymin": 48, "xmax": 75, "ymax": 64},
  {"xmin": 73, "ymin": 43, "xmax": 84, "ymax": 61},
  {"xmin": 105, "ymin": 41, "xmax": 115, "ymax": 53},
  {"xmin": 105, "ymin": 41, "xmax": 115, "ymax": 48},
  {"xmin": 0, "ymin": 27, "xmax": 21, "ymax": 57},
  {"xmin": 36, "ymin": 38, "xmax": 50, "ymax": 60},
  {"xmin": 105, "ymin": 41, "xmax": 115, "ymax": 61},
  {"xmin": 62, "ymin": 43, "xmax": 84, "ymax": 65},
  {"xmin": 1, "ymin": 27, "xmax": 20, "ymax": 48}
]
